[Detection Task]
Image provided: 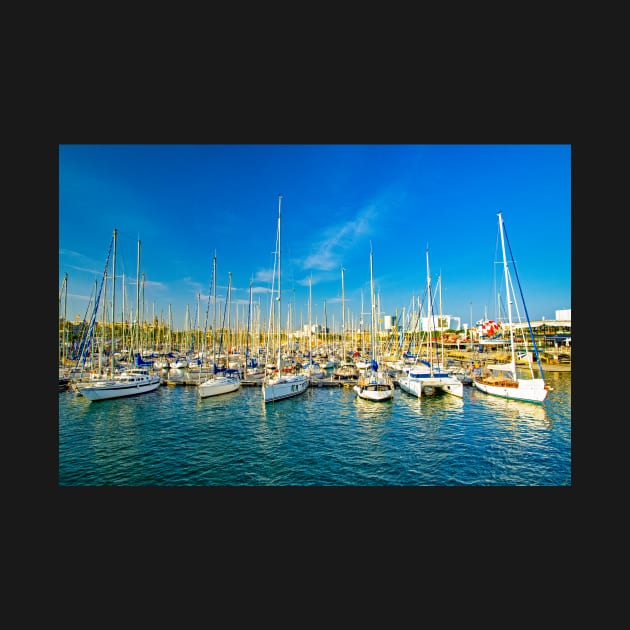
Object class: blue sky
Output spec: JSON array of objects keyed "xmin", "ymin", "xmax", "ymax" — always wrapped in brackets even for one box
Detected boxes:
[{"xmin": 59, "ymin": 144, "xmax": 571, "ymax": 332}]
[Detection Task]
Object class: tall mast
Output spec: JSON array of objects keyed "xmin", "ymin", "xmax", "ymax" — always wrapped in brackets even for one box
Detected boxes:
[
  {"xmin": 426, "ymin": 245, "xmax": 433, "ymax": 376},
  {"xmin": 498, "ymin": 211, "xmax": 516, "ymax": 372},
  {"xmin": 121, "ymin": 272, "xmax": 126, "ymax": 358},
  {"xmin": 197, "ymin": 291, "xmax": 201, "ymax": 355},
  {"xmin": 63, "ymin": 273, "xmax": 68, "ymax": 365},
  {"xmin": 212, "ymin": 253, "xmax": 217, "ymax": 369},
  {"xmin": 60, "ymin": 273, "xmax": 68, "ymax": 365},
  {"xmin": 360, "ymin": 289, "xmax": 365, "ymax": 357},
  {"xmin": 324, "ymin": 300, "xmax": 327, "ymax": 353},
  {"xmin": 168, "ymin": 304, "xmax": 172, "ymax": 353},
  {"xmin": 341, "ymin": 266, "xmax": 345, "ymax": 360},
  {"xmin": 276, "ymin": 194, "xmax": 282, "ymax": 373},
  {"xmin": 135, "ymin": 238, "xmax": 141, "ymax": 358},
  {"xmin": 246, "ymin": 276, "xmax": 253, "ymax": 378},
  {"xmin": 309, "ymin": 274, "xmax": 313, "ymax": 367},
  {"xmin": 227, "ymin": 271, "xmax": 232, "ymax": 361},
  {"xmin": 111, "ymin": 228, "xmax": 117, "ymax": 375},
  {"xmin": 141, "ymin": 272, "xmax": 146, "ymax": 352},
  {"xmin": 438, "ymin": 272, "xmax": 445, "ymax": 369},
  {"xmin": 369, "ymin": 245, "xmax": 375, "ymax": 362}
]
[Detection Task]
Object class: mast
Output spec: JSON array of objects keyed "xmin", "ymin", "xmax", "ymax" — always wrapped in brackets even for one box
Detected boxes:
[
  {"xmin": 341, "ymin": 266, "xmax": 346, "ymax": 361},
  {"xmin": 99, "ymin": 254, "xmax": 107, "ymax": 374},
  {"xmin": 121, "ymin": 273, "xmax": 126, "ymax": 359},
  {"xmin": 167, "ymin": 304, "xmax": 172, "ymax": 354},
  {"xmin": 498, "ymin": 211, "xmax": 517, "ymax": 374},
  {"xmin": 469, "ymin": 301, "xmax": 473, "ymax": 352},
  {"xmin": 227, "ymin": 271, "xmax": 233, "ymax": 365},
  {"xmin": 360, "ymin": 290, "xmax": 365, "ymax": 357},
  {"xmin": 212, "ymin": 254, "xmax": 217, "ymax": 371},
  {"xmin": 111, "ymin": 228, "xmax": 117, "ymax": 375},
  {"xmin": 184, "ymin": 304, "xmax": 190, "ymax": 355},
  {"xmin": 63, "ymin": 273, "xmax": 68, "ymax": 365},
  {"xmin": 197, "ymin": 291, "xmax": 201, "ymax": 356},
  {"xmin": 425, "ymin": 245, "xmax": 434, "ymax": 376},
  {"xmin": 59, "ymin": 273, "xmax": 68, "ymax": 366},
  {"xmin": 134, "ymin": 238, "xmax": 141, "ymax": 361},
  {"xmin": 276, "ymin": 194, "xmax": 283, "ymax": 373},
  {"xmin": 245, "ymin": 276, "xmax": 253, "ymax": 378},
  {"xmin": 308, "ymin": 274, "xmax": 313, "ymax": 371},
  {"xmin": 369, "ymin": 245, "xmax": 376, "ymax": 363},
  {"xmin": 438, "ymin": 272, "xmax": 445, "ymax": 370}
]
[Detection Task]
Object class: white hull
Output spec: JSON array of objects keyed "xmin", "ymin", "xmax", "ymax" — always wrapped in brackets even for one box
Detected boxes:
[
  {"xmin": 75, "ymin": 370, "xmax": 161, "ymax": 401},
  {"xmin": 198, "ymin": 375, "xmax": 241, "ymax": 398},
  {"xmin": 398, "ymin": 374, "xmax": 464, "ymax": 398},
  {"xmin": 333, "ymin": 363, "xmax": 359, "ymax": 380},
  {"xmin": 262, "ymin": 374, "xmax": 309, "ymax": 403},
  {"xmin": 473, "ymin": 377, "xmax": 548, "ymax": 403},
  {"xmin": 301, "ymin": 364, "xmax": 325, "ymax": 379},
  {"xmin": 170, "ymin": 359, "xmax": 189, "ymax": 369},
  {"xmin": 244, "ymin": 370, "xmax": 266, "ymax": 381},
  {"xmin": 353, "ymin": 372, "xmax": 394, "ymax": 402},
  {"xmin": 471, "ymin": 213, "xmax": 549, "ymax": 406},
  {"xmin": 353, "ymin": 383, "xmax": 394, "ymax": 401}
]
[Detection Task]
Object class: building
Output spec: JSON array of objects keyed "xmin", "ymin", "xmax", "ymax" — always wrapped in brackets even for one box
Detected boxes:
[{"xmin": 418, "ymin": 314, "xmax": 461, "ymax": 332}]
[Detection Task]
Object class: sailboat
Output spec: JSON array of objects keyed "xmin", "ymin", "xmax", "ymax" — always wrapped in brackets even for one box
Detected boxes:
[
  {"xmin": 300, "ymin": 275, "xmax": 325, "ymax": 380},
  {"xmin": 398, "ymin": 247, "xmax": 463, "ymax": 399},
  {"xmin": 353, "ymin": 246, "xmax": 395, "ymax": 402},
  {"xmin": 472, "ymin": 211, "xmax": 550, "ymax": 403},
  {"xmin": 74, "ymin": 229, "xmax": 161, "ymax": 401},
  {"xmin": 262, "ymin": 195, "xmax": 310, "ymax": 403},
  {"xmin": 198, "ymin": 257, "xmax": 241, "ymax": 398},
  {"xmin": 332, "ymin": 266, "xmax": 360, "ymax": 381}
]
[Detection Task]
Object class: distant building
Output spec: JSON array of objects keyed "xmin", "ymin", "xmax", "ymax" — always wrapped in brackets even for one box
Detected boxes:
[
  {"xmin": 555, "ymin": 309, "xmax": 571, "ymax": 321},
  {"xmin": 419, "ymin": 315, "xmax": 461, "ymax": 332},
  {"xmin": 383, "ymin": 315, "xmax": 396, "ymax": 330},
  {"xmin": 303, "ymin": 324, "xmax": 322, "ymax": 335}
]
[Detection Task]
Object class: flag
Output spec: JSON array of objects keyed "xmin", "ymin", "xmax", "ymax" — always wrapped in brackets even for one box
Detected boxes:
[{"xmin": 481, "ymin": 319, "xmax": 501, "ymax": 337}]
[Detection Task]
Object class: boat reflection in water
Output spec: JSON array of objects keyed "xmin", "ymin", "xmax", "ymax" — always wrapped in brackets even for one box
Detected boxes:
[{"xmin": 468, "ymin": 385, "xmax": 548, "ymax": 426}]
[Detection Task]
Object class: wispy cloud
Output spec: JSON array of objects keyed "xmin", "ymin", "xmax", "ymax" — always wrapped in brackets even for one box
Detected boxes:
[
  {"xmin": 65, "ymin": 264, "xmax": 107, "ymax": 276},
  {"xmin": 253, "ymin": 268, "xmax": 275, "ymax": 285},
  {"xmin": 302, "ymin": 203, "xmax": 379, "ymax": 272}
]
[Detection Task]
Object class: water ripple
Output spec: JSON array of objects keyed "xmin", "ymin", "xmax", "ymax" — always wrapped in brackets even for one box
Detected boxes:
[{"xmin": 59, "ymin": 372, "xmax": 571, "ymax": 486}]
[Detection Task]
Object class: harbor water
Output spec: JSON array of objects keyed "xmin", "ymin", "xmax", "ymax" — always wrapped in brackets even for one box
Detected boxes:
[{"xmin": 58, "ymin": 371, "xmax": 571, "ymax": 486}]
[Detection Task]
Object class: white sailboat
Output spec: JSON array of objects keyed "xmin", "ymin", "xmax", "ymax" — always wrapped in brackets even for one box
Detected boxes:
[
  {"xmin": 472, "ymin": 211, "xmax": 550, "ymax": 403},
  {"xmin": 353, "ymin": 246, "xmax": 395, "ymax": 402},
  {"xmin": 398, "ymin": 247, "xmax": 463, "ymax": 399},
  {"xmin": 76, "ymin": 367, "xmax": 162, "ymax": 401},
  {"xmin": 262, "ymin": 195, "xmax": 310, "ymax": 403},
  {"xmin": 74, "ymin": 229, "xmax": 161, "ymax": 401},
  {"xmin": 332, "ymin": 266, "xmax": 359, "ymax": 381},
  {"xmin": 198, "ymin": 256, "xmax": 241, "ymax": 399},
  {"xmin": 300, "ymin": 275, "xmax": 325, "ymax": 380}
]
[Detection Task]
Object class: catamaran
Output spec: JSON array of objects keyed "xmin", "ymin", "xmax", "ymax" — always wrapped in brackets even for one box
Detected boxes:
[{"xmin": 398, "ymin": 247, "xmax": 463, "ymax": 399}]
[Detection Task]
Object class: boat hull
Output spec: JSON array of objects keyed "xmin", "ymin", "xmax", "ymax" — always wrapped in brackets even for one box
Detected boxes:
[
  {"xmin": 353, "ymin": 383, "xmax": 394, "ymax": 401},
  {"xmin": 472, "ymin": 377, "xmax": 548, "ymax": 403},
  {"xmin": 262, "ymin": 374, "xmax": 309, "ymax": 403},
  {"xmin": 198, "ymin": 376, "xmax": 241, "ymax": 398},
  {"xmin": 75, "ymin": 374, "xmax": 161, "ymax": 401},
  {"xmin": 353, "ymin": 372, "xmax": 395, "ymax": 401},
  {"xmin": 398, "ymin": 375, "xmax": 464, "ymax": 398}
]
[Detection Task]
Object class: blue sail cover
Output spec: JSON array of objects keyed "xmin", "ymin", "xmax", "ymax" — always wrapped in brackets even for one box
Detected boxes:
[
  {"xmin": 370, "ymin": 359, "xmax": 378, "ymax": 371},
  {"xmin": 135, "ymin": 353, "xmax": 154, "ymax": 367}
]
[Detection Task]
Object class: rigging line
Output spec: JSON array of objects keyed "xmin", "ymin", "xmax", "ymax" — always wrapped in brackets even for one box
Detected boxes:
[
  {"xmin": 73, "ymin": 232, "xmax": 115, "ymax": 374},
  {"xmin": 502, "ymin": 220, "xmax": 545, "ymax": 378}
]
